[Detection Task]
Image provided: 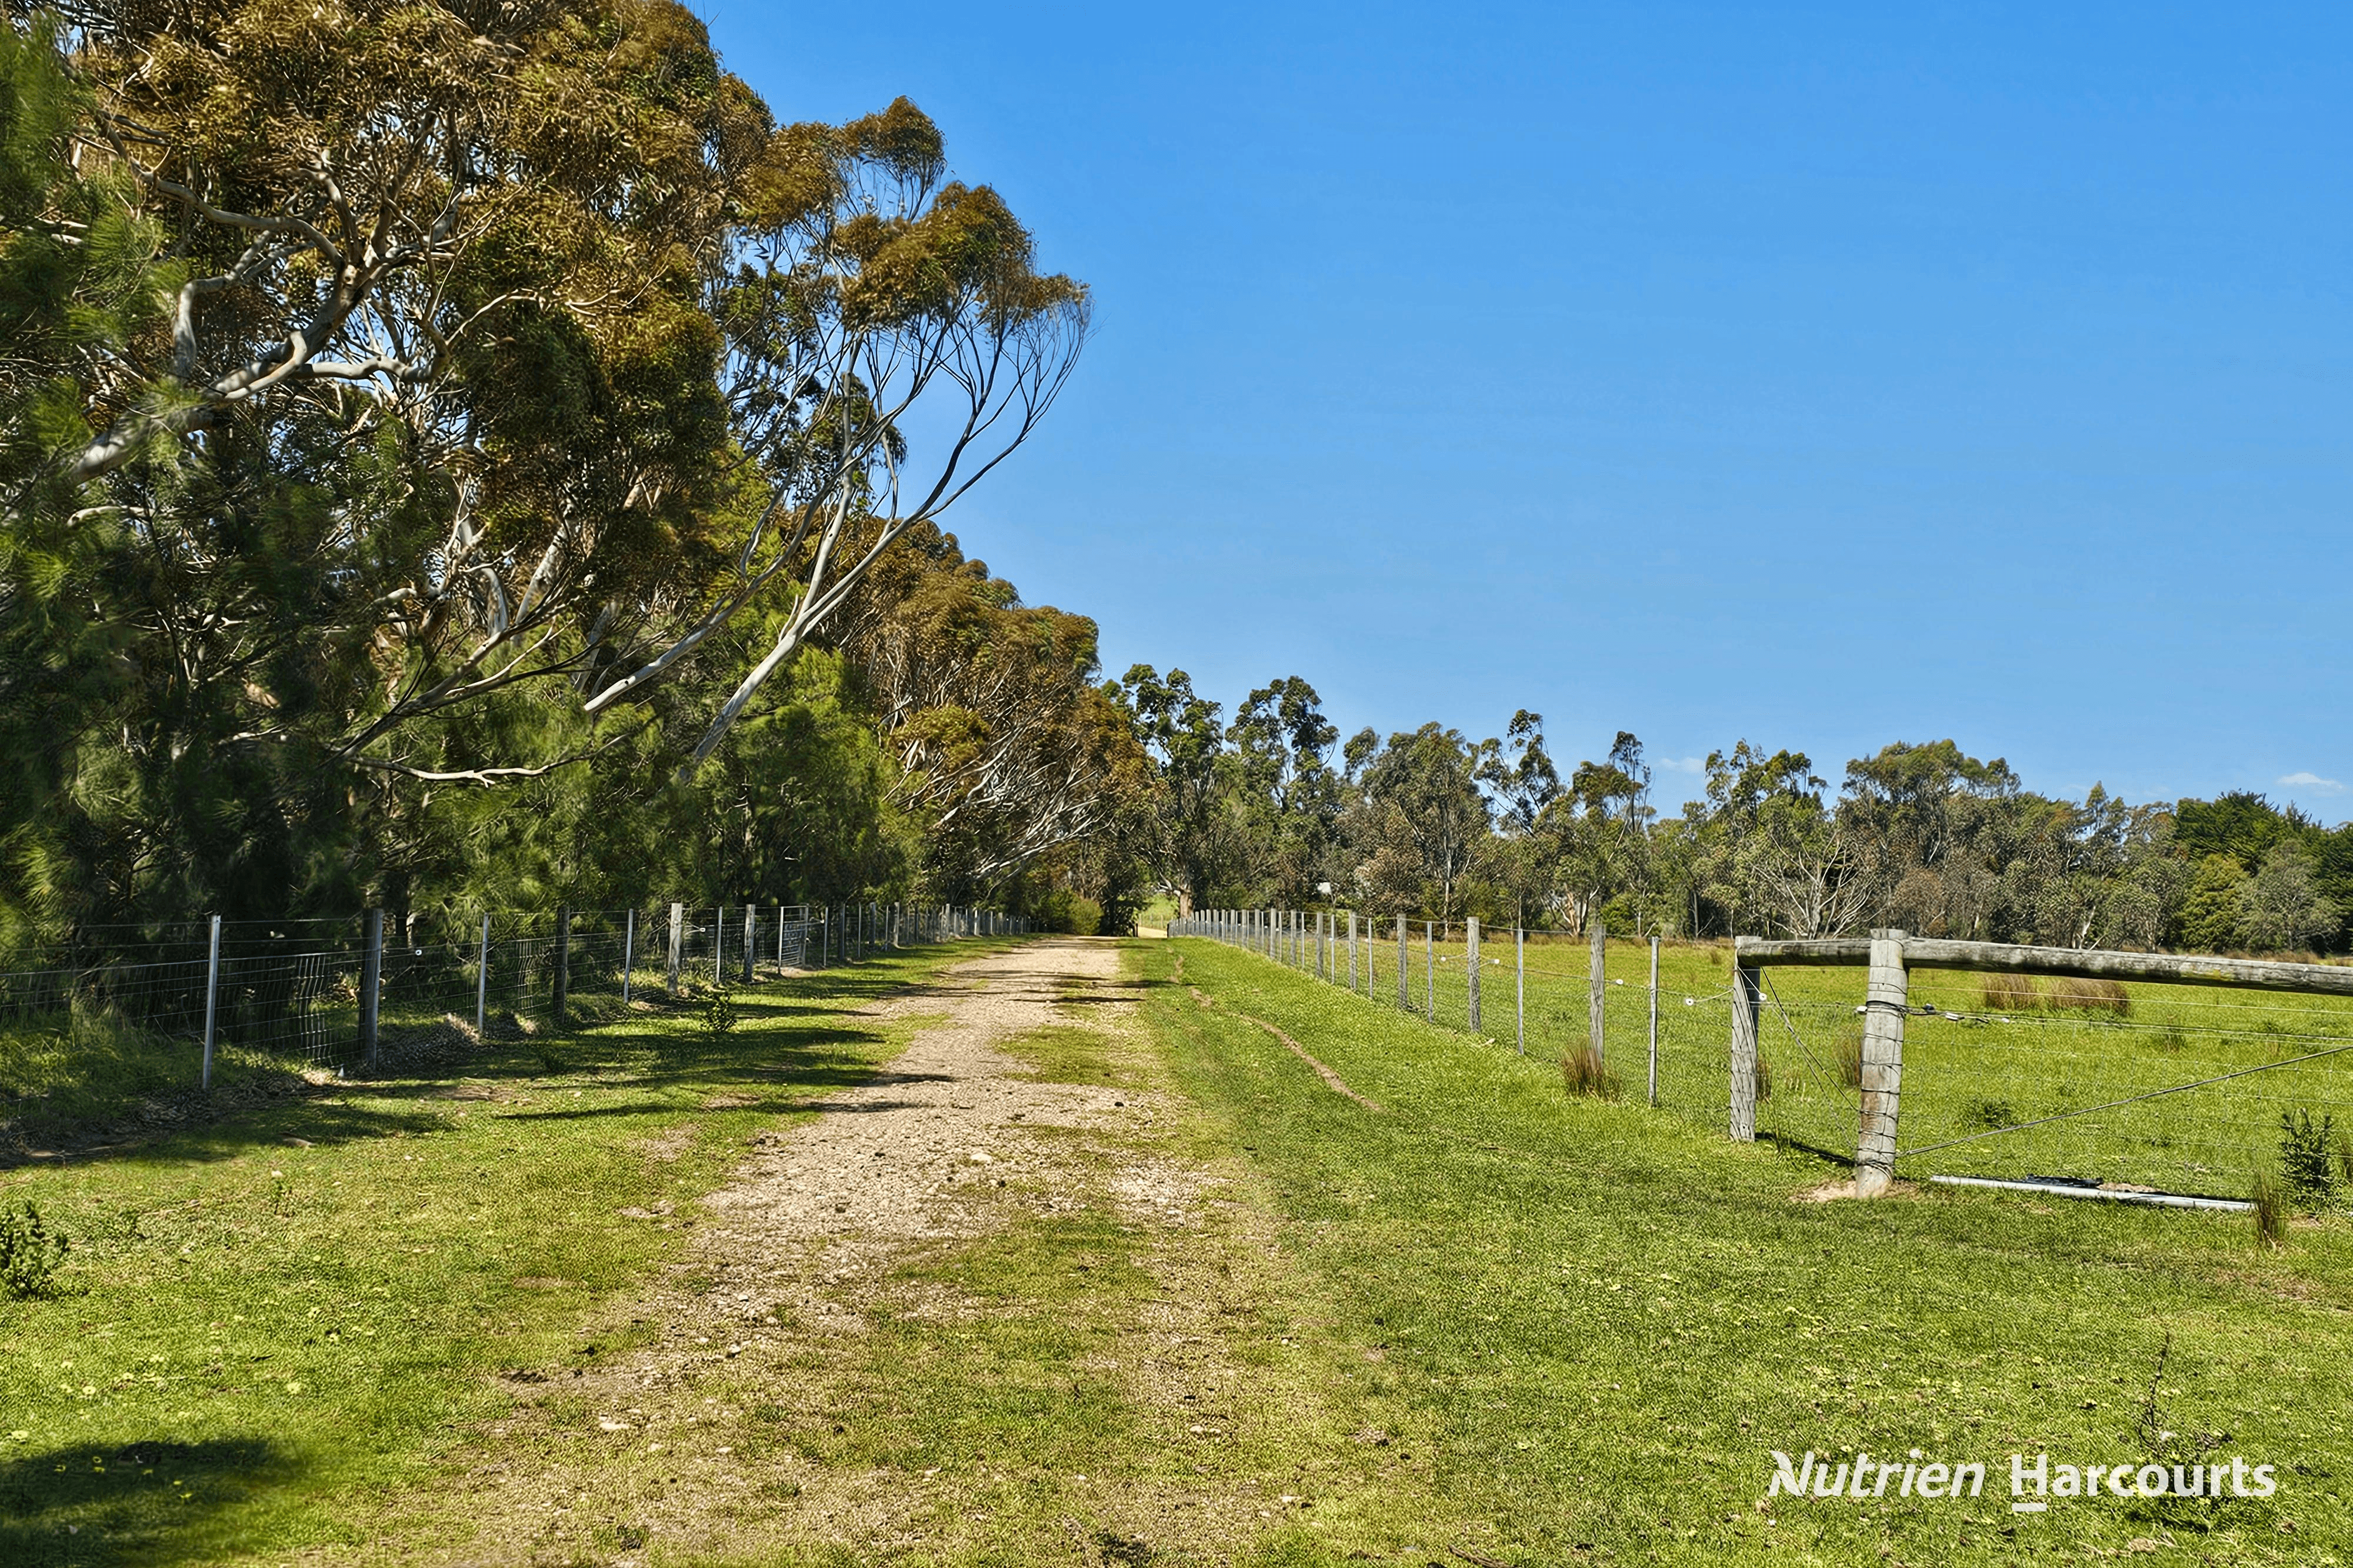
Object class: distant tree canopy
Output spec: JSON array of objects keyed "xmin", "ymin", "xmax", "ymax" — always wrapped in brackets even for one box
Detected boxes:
[
  {"xmin": 0, "ymin": 4, "xmax": 1109, "ymax": 938},
  {"xmin": 1114, "ymin": 669, "xmax": 2349, "ymax": 957}
]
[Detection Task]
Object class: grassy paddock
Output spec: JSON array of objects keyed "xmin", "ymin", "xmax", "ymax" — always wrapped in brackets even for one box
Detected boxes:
[
  {"xmin": 1253, "ymin": 928, "xmax": 2353, "ymax": 1197},
  {"xmin": 1153, "ymin": 936, "xmax": 2353, "ymax": 1564},
  {"xmin": 0, "ymin": 943, "xmax": 998, "ymax": 1566}
]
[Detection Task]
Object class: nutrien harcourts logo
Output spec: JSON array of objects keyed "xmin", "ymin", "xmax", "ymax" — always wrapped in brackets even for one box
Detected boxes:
[{"xmin": 1768, "ymin": 1450, "xmax": 2279, "ymax": 1512}]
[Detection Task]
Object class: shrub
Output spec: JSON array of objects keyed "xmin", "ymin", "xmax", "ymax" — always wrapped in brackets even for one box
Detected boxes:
[
  {"xmin": 0, "ymin": 1201, "xmax": 70, "ymax": 1299},
  {"xmin": 701, "ymin": 985, "xmax": 739, "ymax": 1043},
  {"xmin": 1561, "ymin": 1046, "xmax": 1618, "ymax": 1100},
  {"xmin": 2278, "ymin": 1109, "xmax": 2339, "ymax": 1212},
  {"xmin": 2043, "ymin": 976, "xmax": 2131, "ymax": 1018},
  {"xmin": 1981, "ymin": 972, "xmax": 2041, "ymax": 1013}
]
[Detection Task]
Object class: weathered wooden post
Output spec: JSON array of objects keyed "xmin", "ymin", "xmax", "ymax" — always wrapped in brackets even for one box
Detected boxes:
[
  {"xmin": 1647, "ymin": 935, "xmax": 1660, "ymax": 1107},
  {"xmin": 1397, "ymin": 916, "xmax": 1409, "ymax": 1007},
  {"xmin": 713, "ymin": 905, "xmax": 726, "ymax": 986},
  {"xmin": 1589, "ymin": 922, "xmax": 1606, "ymax": 1066},
  {"xmin": 1855, "ymin": 929, "xmax": 1910, "ymax": 1196},
  {"xmin": 1729, "ymin": 940, "xmax": 1761, "ymax": 1142},
  {"xmin": 201, "ymin": 913, "xmax": 222, "ymax": 1090},
  {"xmin": 1467, "ymin": 916, "xmax": 1481, "ymax": 1032},
  {"xmin": 742, "ymin": 903, "xmax": 757, "ymax": 982},
  {"xmin": 360, "ymin": 908, "xmax": 384, "ymax": 1069},
  {"xmin": 553, "ymin": 905, "xmax": 571, "ymax": 1025},
  {"xmin": 476, "ymin": 912, "xmax": 491, "ymax": 1035}
]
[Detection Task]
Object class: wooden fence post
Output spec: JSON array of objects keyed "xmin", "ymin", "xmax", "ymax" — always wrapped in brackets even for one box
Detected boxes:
[
  {"xmin": 1589, "ymin": 922, "xmax": 1606, "ymax": 1066},
  {"xmin": 622, "ymin": 909, "xmax": 636, "ymax": 1005},
  {"xmin": 1855, "ymin": 929, "xmax": 1909, "ymax": 1196},
  {"xmin": 742, "ymin": 903, "xmax": 756, "ymax": 983},
  {"xmin": 476, "ymin": 913, "xmax": 491, "ymax": 1033},
  {"xmin": 1425, "ymin": 920, "xmax": 1434, "ymax": 1020},
  {"xmin": 1729, "ymin": 946, "xmax": 1760, "ymax": 1142},
  {"xmin": 1467, "ymin": 916, "xmax": 1481, "ymax": 1032}
]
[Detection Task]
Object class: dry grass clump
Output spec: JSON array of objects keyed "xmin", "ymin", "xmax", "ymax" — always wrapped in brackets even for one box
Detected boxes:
[
  {"xmin": 2252, "ymin": 1168, "xmax": 2288, "ymax": 1250},
  {"xmin": 1562, "ymin": 1046, "xmax": 1619, "ymax": 1100},
  {"xmin": 2045, "ymin": 976, "xmax": 2131, "ymax": 1017},
  {"xmin": 1981, "ymin": 971, "xmax": 2041, "ymax": 1013},
  {"xmin": 1832, "ymin": 1023, "xmax": 1865, "ymax": 1090},
  {"xmin": 1977, "ymin": 972, "xmax": 2131, "ymax": 1018}
]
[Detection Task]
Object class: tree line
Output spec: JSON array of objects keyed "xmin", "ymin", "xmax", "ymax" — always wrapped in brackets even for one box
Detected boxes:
[
  {"xmin": 1, "ymin": 2, "xmax": 1140, "ymax": 944},
  {"xmin": 6, "ymin": 5, "xmax": 2336, "ymax": 958},
  {"xmin": 1116, "ymin": 667, "xmax": 2352, "ymax": 956}
]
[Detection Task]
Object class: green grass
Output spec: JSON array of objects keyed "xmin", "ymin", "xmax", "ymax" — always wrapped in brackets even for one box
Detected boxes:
[
  {"xmin": 0, "ymin": 943, "xmax": 992, "ymax": 1566},
  {"xmin": 1152, "ymin": 936, "xmax": 2353, "ymax": 1564},
  {"xmin": 1256, "ymin": 927, "xmax": 2353, "ymax": 1198}
]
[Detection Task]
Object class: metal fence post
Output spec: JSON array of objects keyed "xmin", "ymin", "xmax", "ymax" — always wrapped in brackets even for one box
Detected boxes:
[
  {"xmin": 476, "ymin": 913, "xmax": 490, "ymax": 1035},
  {"xmin": 1589, "ymin": 922, "xmax": 1606, "ymax": 1067},
  {"xmin": 1648, "ymin": 936, "xmax": 1660, "ymax": 1107},
  {"xmin": 553, "ymin": 905, "xmax": 571, "ymax": 1025},
  {"xmin": 1467, "ymin": 916, "xmax": 1481, "ymax": 1032},
  {"xmin": 622, "ymin": 909, "xmax": 636, "ymax": 1005},
  {"xmin": 1856, "ymin": 929, "xmax": 1910, "ymax": 1196},
  {"xmin": 1348, "ymin": 912, "xmax": 1359, "ymax": 991},
  {"xmin": 1425, "ymin": 920, "xmax": 1434, "ymax": 1020},
  {"xmin": 1397, "ymin": 916, "xmax": 1408, "ymax": 1007},
  {"xmin": 666, "ymin": 902, "xmax": 684, "ymax": 995},
  {"xmin": 201, "ymin": 913, "xmax": 222, "ymax": 1090},
  {"xmin": 1516, "ymin": 926, "xmax": 1525, "ymax": 1055},
  {"xmin": 360, "ymin": 908, "xmax": 383, "ymax": 1069}
]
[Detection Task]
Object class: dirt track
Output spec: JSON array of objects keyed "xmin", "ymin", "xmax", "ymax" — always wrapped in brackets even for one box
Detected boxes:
[{"xmin": 402, "ymin": 936, "xmax": 1220, "ymax": 1564}]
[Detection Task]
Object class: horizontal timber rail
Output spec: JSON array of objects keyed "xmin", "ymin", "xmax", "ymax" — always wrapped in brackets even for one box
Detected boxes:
[{"xmin": 1732, "ymin": 935, "xmax": 2353, "ymax": 998}]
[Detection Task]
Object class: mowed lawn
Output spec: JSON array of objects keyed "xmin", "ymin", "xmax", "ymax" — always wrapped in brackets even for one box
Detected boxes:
[
  {"xmin": 0, "ymin": 946, "xmax": 979, "ymax": 1566},
  {"xmin": 1150, "ymin": 938, "xmax": 2353, "ymax": 1565}
]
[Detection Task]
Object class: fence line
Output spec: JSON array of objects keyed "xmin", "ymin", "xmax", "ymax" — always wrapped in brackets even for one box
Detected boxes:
[
  {"xmin": 1169, "ymin": 909, "xmax": 1734, "ymax": 1131},
  {"xmin": 0, "ymin": 902, "xmax": 1031, "ymax": 1107}
]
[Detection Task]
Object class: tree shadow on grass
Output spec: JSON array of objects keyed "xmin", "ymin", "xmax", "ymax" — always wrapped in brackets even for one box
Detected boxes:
[
  {"xmin": 24, "ymin": 967, "xmax": 947, "ymax": 1170},
  {"xmin": 0, "ymin": 1436, "xmax": 300, "ymax": 1568}
]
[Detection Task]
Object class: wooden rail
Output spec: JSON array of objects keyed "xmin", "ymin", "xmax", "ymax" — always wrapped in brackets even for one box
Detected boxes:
[{"xmin": 1733, "ymin": 935, "xmax": 2353, "ymax": 997}]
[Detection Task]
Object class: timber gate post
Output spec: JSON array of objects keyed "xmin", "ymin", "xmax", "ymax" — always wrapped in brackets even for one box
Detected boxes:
[{"xmin": 1855, "ymin": 929, "xmax": 1910, "ymax": 1195}]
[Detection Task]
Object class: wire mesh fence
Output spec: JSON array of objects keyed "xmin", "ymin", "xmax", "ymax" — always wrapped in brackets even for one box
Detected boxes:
[
  {"xmin": 1175, "ymin": 912, "xmax": 2353, "ymax": 1207},
  {"xmin": 0, "ymin": 901, "xmax": 1026, "ymax": 1137},
  {"xmin": 1169, "ymin": 910, "xmax": 1734, "ymax": 1133}
]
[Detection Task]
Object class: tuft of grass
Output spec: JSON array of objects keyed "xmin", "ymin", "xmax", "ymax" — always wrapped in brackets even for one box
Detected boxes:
[
  {"xmin": 2044, "ymin": 975, "xmax": 2132, "ymax": 1017},
  {"xmin": 1832, "ymin": 1023, "xmax": 1865, "ymax": 1089},
  {"xmin": 2251, "ymin": 1167, "xmax": 2289, "ymax": 1249},
  {"xmin": 1981, "ymin": 970, "xmax": 2042, "ymax": 1013},
  {"xmin": 1561, "ymin": 1045, "xmax": 1618, "ymax": 1099}
]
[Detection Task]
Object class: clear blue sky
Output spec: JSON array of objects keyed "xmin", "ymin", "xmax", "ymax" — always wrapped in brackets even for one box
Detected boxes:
[{"xmin": 709, "ymin": 1, "xmax": 2352, "ymax": 820}]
